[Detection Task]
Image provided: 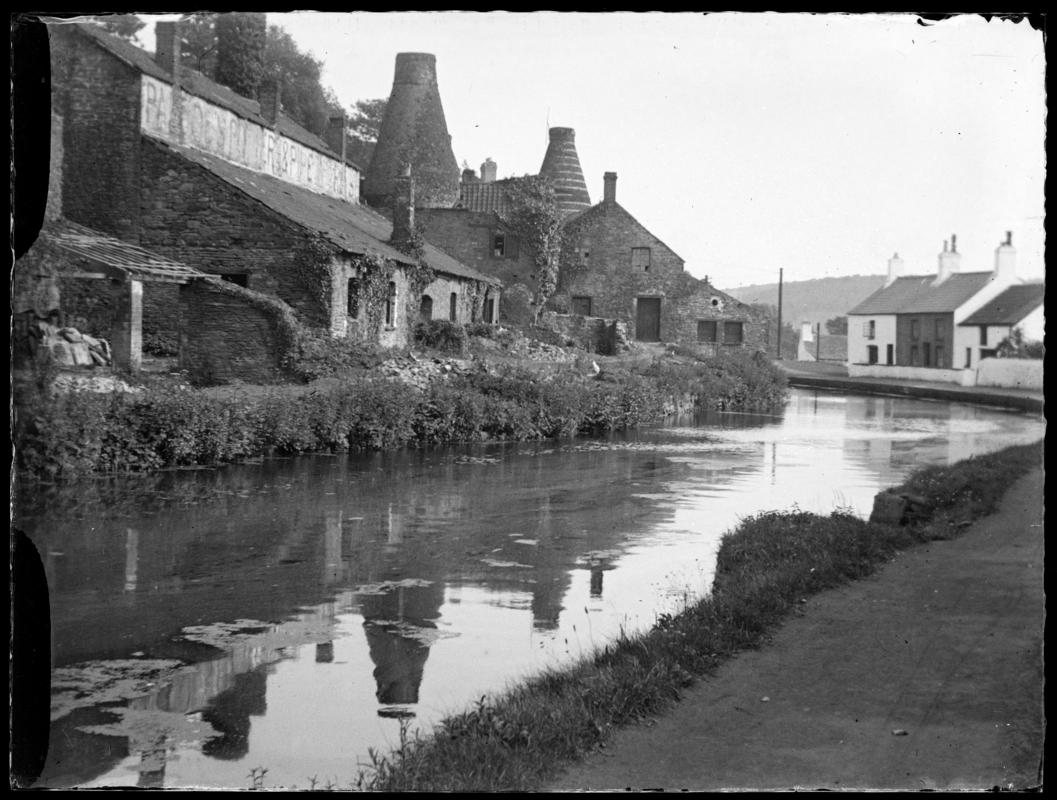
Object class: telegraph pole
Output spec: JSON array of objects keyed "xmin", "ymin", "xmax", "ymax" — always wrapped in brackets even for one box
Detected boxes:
[
  {"xmin": 816, "ymin": 322, "xmax": 821, "ymax": 361},
  {"xmin": 776, "ymin": 268, "xmax": 784, "ymax": 359}
]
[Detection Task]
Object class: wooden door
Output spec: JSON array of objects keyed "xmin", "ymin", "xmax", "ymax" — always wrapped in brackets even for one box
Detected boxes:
[{"xmin": 636, "ymin": 297, "xmax": 661, "ymax": 341}]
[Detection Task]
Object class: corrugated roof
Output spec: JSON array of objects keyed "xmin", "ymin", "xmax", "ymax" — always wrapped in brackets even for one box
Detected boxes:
[
  {"xmin": 847, "ymin": 272, "xmax": 996, "ymax": 315},
  {"xmin": 961, "ymin": 283, "xmax": 1045, "ymax": 326},
  {"xmin": 46, "ymin": 218, "xmax": 206, "ymax": 282},
  {"xmin": 154, "ymin": 140, "xmax": 499, "ymax": 285},
  {"xmin": 69, "ymin": 22, "xmax": 358, "ymax": 168}
]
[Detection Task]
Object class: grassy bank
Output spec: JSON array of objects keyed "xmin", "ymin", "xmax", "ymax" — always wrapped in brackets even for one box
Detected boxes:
[
  {"xmin": 334, "ymin": 441, "xmax": 1042, "ymax": 792},
  {"xmin": 13, "ymin": 349, "xmax": 786, "ymax": 480}
]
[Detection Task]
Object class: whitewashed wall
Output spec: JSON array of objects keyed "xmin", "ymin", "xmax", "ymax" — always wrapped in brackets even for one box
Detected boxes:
[
  {"xmin": 140, "ymin": 75, "xmax": 359, "ymax": 202},
  {"xmin": 847, "ymin": 315, "xmax": 896, "ymax": 365},
  {"xmin": 975, "ymin": 357, "xmax": 1044, "ymax": 390}
]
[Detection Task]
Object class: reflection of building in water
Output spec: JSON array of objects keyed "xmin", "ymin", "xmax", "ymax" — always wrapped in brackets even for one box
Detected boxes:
[
  {"xmin": 124, "ymin": 528, "xmax": 138, "ymax": 593},
  {"xmin": 201, "ymin": 667, "xmax": 270, "ymax": 760},
  {"xmin": 360, "ymin": 581, "xmax": 446, "ymax": 709}
]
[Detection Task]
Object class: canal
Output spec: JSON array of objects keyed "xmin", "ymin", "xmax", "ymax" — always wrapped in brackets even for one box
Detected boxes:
[{"xmin": 14, "ymin": 388, "xmax": 1045, "ymax": 789}]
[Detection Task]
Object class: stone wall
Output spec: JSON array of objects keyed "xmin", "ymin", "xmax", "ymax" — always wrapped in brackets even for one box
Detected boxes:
[
  {"xmin": 50, "ymin": 25, "xmax": 143, "ymax": 241},
  {"xmin": 416, "ymin": 208, "xmax": 535, "ymax": 325},
  {"xmin": 538, "ymin": 311, "xmax": 629, "ymax": 355},
  {"xmin": 558, "ymin": 202, "xmax": 766, "ymax": 350},
  {"xmin": 974, "ymin": 357, "xmax": 1044, "ymax": 391},
  {"xmin": 178, "ymin": 280, "xmax": 298, "ymax": 385},
  {"xmin": 139, "ymin": 139, "xmax": 335, "ymax": 330}
]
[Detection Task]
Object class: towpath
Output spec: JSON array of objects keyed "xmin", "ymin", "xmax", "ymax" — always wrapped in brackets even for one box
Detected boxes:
[{"xmin": 548, "ymin": 467, "xmax": 1045, "ymax": 791}]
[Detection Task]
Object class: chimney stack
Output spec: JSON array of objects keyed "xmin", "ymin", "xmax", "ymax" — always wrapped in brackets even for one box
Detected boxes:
[
  {"xmin": 538, "ymin": 127, "xmax": 591, "ymax": 215},
  {"xmin": 364, "ymin": 53, "xmax": 460, "ymax": 209},
  {"xmin": 603, "ymin": 172, "xmax": 617, "ymax": 204},
  {"xmin": 154, "ymin": 21, "xmax": 184, "ymax": 141},
  {"xmin": 935, "ymin": 234, "xmax": 961, "ymax": 284},
  {"xmin": 391, "ymin": 165, "xmax": 416, "ymax": 250},
  {"xmin": 480, "ymin": 158, "xmax": 497, "ymax": 183},
  {"xmin": 324, "ymin": 115, "xmax": 347, "ymax": 163},
  {"xmin": 994, "ymin": 231, "xmax": 1017, "ymax": 283},
  {"xmin": 258, "ymin": 77, "xmax": 281, "ymax": 127},
  {"xmin": 886, "ymin": 252, "xmax": 904, "ymax": 286},
  {"xmin": 461, "ymin": 167, "xmax": 478, "ymax": 184}
]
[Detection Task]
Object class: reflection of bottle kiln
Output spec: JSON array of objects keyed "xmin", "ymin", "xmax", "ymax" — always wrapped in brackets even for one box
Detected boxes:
[{"xmin": 360, "ymin": 582, "xmax": 445, "ymax": 711}]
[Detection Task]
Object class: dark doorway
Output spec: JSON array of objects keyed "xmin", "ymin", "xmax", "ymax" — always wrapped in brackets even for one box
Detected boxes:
[
  {"xmin": 636, "ymin": 297, "xmax": 661, "ymax": 342},
  {"xmin": 419, "ymin": 295, "xmax": 433, "ymax": 322}
]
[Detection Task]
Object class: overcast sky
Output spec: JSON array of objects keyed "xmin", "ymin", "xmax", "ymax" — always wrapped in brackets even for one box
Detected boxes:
[{"xmin": 136, "ymin": 12, "xmax": 1045, "ymax": 288}]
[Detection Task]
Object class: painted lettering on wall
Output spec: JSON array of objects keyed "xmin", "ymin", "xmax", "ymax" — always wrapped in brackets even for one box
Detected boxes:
[{"xmin": 141, "ymin": 75, "xmax": 359, "ymax": 202}]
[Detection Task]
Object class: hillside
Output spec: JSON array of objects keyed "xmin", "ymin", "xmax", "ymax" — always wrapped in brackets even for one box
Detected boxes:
[{"xmin": 728, "ymin": 275, "xmax": 886, "ymax": 326}]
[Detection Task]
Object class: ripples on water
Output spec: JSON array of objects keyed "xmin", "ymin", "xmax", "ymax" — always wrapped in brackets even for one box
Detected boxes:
[{"xmin": 13, "ymin": 389, "xmax": 1044, "ymax": 788}]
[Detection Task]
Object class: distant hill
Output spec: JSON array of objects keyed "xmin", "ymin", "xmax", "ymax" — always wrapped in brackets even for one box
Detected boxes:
[{"xmin": 728, "ymin": 275, "xmax": 886, "ymax": 326}]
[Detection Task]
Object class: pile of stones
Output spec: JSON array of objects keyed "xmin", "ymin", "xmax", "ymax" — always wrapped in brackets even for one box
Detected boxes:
[
  {"xmin": 36, "ymin": 323, "xmax": 112, "ymax": 367},
  {"xmin": 377, "ymin": 354, "xmax": 476, "ymax": 391}
]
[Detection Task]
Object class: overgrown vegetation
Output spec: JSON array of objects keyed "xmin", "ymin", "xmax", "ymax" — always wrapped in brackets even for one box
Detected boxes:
[
  {"xmin": 414, "ymin": 320, "xmax": 467, "ymax": 354},
  {"xmin": 335, "ymin": 441, "xmax": 1042, "ymax": 792},
  {"xmin": 12, "ymin": 349, "xmax": 786, "ymax": 480}
]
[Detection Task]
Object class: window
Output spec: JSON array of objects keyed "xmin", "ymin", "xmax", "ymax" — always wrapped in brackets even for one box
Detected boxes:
[
  {"xmin": 910, "ymin": 319, "xmax": 920, "ymax": 340},
  {"xmin": 965, "ymin": 348, "xmax": 972, "ymax": 368},
  {"xmin": 886, "ymin": 344, "xmax": 894, "ymax": 365},
  {"xmin": 910, "ymin": 344, "xmax": 919, "ymax": 365},
  {"xmin": 221, "ymin": 273, "xmax": 249, "ymax": 287},
  {"xmin": 449, "ymin": 292, "xmax": 458, "ymax": 322},
  {"xmin": 385, "ymin": 281, "xmax": 397, "ymax": 327},
  {"xmin": 979, "ymin": 327, "xmax": 988, "ymax": 346},
  {"xmin": 493, "ymin": 233, "xmax": 520, "ymax": 259},
  {"xmin": 935, "ymin": 319, "xmax": 944, "ymax": 340},
  {"xmin": 347, "ymin": 278, "xmax": 360, "ymax": 318},
  {"xmin": 631, "ymin": 247, "xmax": 651, "ymax": 272},
  {"xmin": 922, "ymin": 342, "xmax": 931, "ymax": 367},
  {"xmin": 867, "ymin": 320, "xmax": 876, "ymax": 340},
  {"xmin": 867, "ymin": 345, "xmax": 878, "ymax": 364},
  {"xmin": 697, "ymin": 320, "xmax": 718, "ymax": 343},
  {"xmin": 571, "ymin": 296, "xmax": 593, "ymax": 316},
  {"xmin": 723, "ymin": 321, "xmax": 744, "ymax": 345},
  {"xmin": 935, "ymin": 345, "xmax": 945, "ymax": 368}
]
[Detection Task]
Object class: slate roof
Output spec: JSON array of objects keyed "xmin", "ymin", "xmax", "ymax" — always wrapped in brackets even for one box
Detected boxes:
[
  {"xmin": 46, "ymin": 218, "xmax": 205, "ymax": 283},
  {"xmin": 154, "ymin": 140, "xmax": 500, "ymax": 285},
  {"xmin": 847, "ymin": 272, "xmax": 996, "ymax": 315},
  {"xmin": 69, "ymin": 22, "xmax": 360, "ymax": 169},
  {"xmin": 961, "ymin": 283, "xmax": 1045, "ymax": 326}
]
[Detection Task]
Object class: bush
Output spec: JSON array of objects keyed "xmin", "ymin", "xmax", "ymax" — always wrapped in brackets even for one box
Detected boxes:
[
  {"xmin": 465, "ymin": 322, "xmax": 497, "ymax": 338},
  {"xmin": 291, "ymin": 334, "xmax": 386, "ymax": 382},
  {"xmin": 415, "ymin": 320, "xmax": 468, "ymax": 354}
]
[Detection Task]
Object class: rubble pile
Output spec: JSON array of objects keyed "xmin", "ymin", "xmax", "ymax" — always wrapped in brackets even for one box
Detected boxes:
[
  {"xmin": 378, "ymin": 355, "xmax": 476, "ymax": 391},
  {"xmin": 35, "ymin": 323, "xmax": 113, "ymax": 368}
]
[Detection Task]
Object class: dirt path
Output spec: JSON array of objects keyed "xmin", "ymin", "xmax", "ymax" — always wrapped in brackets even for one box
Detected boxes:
[{"xmin": 548, "ymin": 468, "xmax": 1045, "ymax": 792}]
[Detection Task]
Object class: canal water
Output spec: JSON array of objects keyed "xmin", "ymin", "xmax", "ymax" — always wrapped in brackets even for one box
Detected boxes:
[{"xmin": 14, "ymin": 388, "xmax": 1044, "ymax": 789}]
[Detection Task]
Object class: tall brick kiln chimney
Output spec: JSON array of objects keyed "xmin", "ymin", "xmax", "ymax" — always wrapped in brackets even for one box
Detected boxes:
[
  {"xmin": 480, "ymin": 158, "xmax": 497, "ymax": 183},
  {"xmin": 364, "ymin": 53, "xmax": 460, "ymax": 210},
  {"xmin": 390, "ymin": 165, "xmax": 416, "ymax": 250},
  {"xmin": 539, "ymin": 127, "xmax": 591, "ymax": 215}
]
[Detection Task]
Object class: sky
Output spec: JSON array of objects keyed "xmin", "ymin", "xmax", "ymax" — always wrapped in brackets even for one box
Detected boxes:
[{"xmin": 135, "ymin": 12, "xmax": 1045, "ymax": 288}]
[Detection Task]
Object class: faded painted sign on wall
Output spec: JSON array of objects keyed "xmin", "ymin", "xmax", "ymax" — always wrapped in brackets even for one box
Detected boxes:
[{"xmin": 140, "ymin": 75, "xmax": 359, "ymax": 202}]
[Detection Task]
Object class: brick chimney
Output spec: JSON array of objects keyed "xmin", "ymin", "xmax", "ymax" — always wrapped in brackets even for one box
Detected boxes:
[
  {"xmin": 258, "ymin": 77, "xmax": 281, "ymax": 127},
  {"xmin": 538, "ymin": 127, "xmax": 591, "ymax": 215},
  {"xmin": 461, "ymin": 167, "xmax": 478, "ymax": 184},
  {"xmin": 935, "ymin": 234, "xmax": 961, "ymax": 284},
  {"xmin": 155, "ymin": 21, "xmax": 183, "ymax": 140},
  {"xmin": 885, "ymin": 251, "xmax": 904, "ymax": 286},
  {"xmin": 480, "ymin": 158, "xmax": 497, "ymax": 183},
  {"xmin": 603, "ymin": 172, "xmax": 617, "ymax": 204},
  {"xmin": 391, "ymin": 165, "xmax": 415, "ymax": 249},
  {"xmin": 324, "ymin": 114, "xmax": 347, "ymax": 162},
  {"xmin": 994, "ymin": 230, "xmax": 1016, "ymax": 283}
]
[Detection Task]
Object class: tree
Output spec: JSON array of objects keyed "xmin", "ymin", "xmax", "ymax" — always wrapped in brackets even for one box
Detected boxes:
[
  {"xmin": 499, "ymin": 176, "xmax": 568, "ymax": 325},
  {"xmin": 179, "ymin": 13, "xmax": 219, "ymax": 75},
  {"xmin": 89, "ymin": 14, "xmax": 145, "ymax": 41},
  {"xmin": 824, "ymin": 315, "xmax": 848, "ymax": 335},
  {"xmin": 345, "ymin": 98, "xmax": 386, "ymax": 167},
  {"xmin": 215, "ymin": 13, "xmax": 266, "ymax": 99},
  {"xmin": 263, "ymin": 25, "xmax": 342, "ymax": 136},
  {"xmin": 996, "ymin": 326, "xmax": 1045, "ymax": 359},
  {"xmin": 749, "ymin": 303, "xmax": 797, "ymax": 360}
]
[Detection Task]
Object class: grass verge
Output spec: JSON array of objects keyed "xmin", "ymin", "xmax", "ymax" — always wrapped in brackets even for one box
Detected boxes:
[{"xmin": 338, "ymin": 440, "xmax": 1042, "ymax": 792}]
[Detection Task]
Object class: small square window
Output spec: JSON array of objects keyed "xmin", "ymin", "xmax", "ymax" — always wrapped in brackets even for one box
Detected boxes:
[
  {"xmin": 571, "ymin": 296, "xmax": 593, "ymax": 316},
  {"xmin": 723, "ymin": 321, "xmax": 744, "ymax": 345},
  {"xmin": 697, "ymin": 320, "xmax": 718, "ymax": 343},
  {"xmin": 631, "ymin": 247, "xmax": 651, "ymax": 271}
]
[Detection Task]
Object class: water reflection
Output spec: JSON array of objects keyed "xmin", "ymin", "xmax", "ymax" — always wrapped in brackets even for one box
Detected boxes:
[{"xmin": 14, "ymin": 389, "xmax": 1043, "ymax": 788}]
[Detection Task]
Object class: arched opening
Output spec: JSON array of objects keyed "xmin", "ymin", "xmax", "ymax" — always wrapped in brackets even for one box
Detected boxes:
[{"xmin": 419, "ymin": 294, "xmax": 433, "ymax": 322}]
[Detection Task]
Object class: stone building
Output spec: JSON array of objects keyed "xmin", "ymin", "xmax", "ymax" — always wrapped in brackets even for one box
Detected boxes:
[
  {"xmin": 555, "ymin": 172, "xmax": 767, "ymax": 348},
  {"xmin": 40, "ymin": 21, "xmax": 498, "ymax": 374}
]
